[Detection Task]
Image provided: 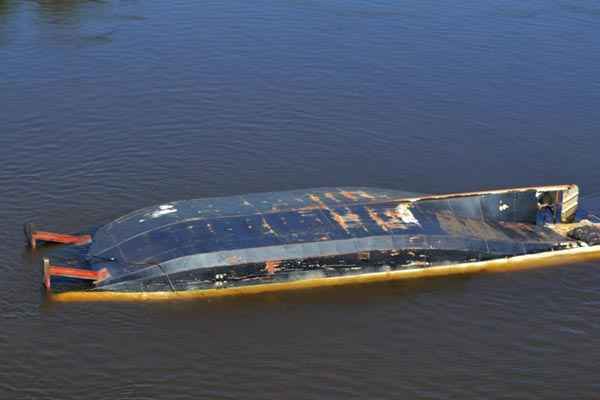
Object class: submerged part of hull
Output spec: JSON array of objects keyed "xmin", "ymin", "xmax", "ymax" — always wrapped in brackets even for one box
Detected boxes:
[{"xmin": 50, "ymin": 244, "xmax": 600, "ymax": 302}]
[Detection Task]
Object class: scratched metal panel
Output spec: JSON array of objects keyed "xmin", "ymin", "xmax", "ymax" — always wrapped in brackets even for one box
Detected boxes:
[
  {"xmin": 210, "ymin": 215, "xmax": 259, "ymax": 248},
  {"xmin": 225, "ymin": 215, "xmax": 277, "ymax": 248},
  {"xmin": 261, "ymin": 209, "xmax": 348, "ymax": 243}
]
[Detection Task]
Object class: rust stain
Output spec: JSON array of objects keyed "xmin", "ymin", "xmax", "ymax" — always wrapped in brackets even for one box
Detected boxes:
[
  {"xmin": 265, "ymin": 260, "xmax": 281, "ymax": 274},
  {"xmin": 329, "ymin": 208, "xmax": 363, "ymax": 232},
  {"xmin": 330, "ymin": 210, "xmax": 349, "ymax": 231},
  {"xmin": 381, "ymin": 209, "xmax": 410, "ymax": 230},
  {"xmin": 345, "ymin": 211, "xmax": 363, "ymax": 226},
  {"xmin": 366, "ymin": 207, "xmax": 389, "ymax": 232},
  {"xmin": 297, "ymin": 205, "xmax": 318, "ymax": 212}
]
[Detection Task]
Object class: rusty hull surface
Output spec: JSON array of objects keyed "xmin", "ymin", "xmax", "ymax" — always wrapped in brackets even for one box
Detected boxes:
[{"xmin": 44, "ymin": 186, "xmax": 591, "ymax": 294}]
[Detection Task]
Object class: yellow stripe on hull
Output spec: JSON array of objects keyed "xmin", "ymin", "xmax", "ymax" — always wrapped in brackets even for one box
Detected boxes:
[{"xmin": 50, "ymin": 245, "xmax": 600, "ymax": 303}]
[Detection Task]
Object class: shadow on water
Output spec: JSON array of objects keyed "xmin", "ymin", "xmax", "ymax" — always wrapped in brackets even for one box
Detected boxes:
[
  {"xmin": 0, "ymin": 0, "xmax": 17, "ymax": 45},
  {"xmin": 12, "ymin": 0, "xmax": 146, "ymax": 47},
  {"xmin": 559, "ymin": 2, "xmax": 600, "ymax": 16},
  {"xmin": 0, "ymin": 0, "xmax": 15, "ymax": 16},
  {"xmin": 31, "ymin": 0, "xmax": 93, "ymax": 24},
  {"xmin": 495, "ymin": 7, "xmax": 542, "ymax": 18},
  {"xmin": 35, "ymin": 0, "xmax": 103, "ymax": 14}
]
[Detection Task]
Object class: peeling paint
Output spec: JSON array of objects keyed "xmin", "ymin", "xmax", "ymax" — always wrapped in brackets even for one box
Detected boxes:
[
  {"xmin": 395, "ymin": 203, "xmax": 421, "ymax": 226},
  {"xmin": 329, "ymin": 208, "xmax": 363, "ymax": 232},
  {"xmin": 357, "ymin": 191, "xmax": 376, "ymax": 199},
  {"xmin": 340, "ymin": 191, "xmax": 359, "ymax": 201},
  {"xmin": 149, "ymin": 204, "xmax": 177, "ymax": 218},
  {"xmin": 261, "ymin": 218, "xmax": 276, "ymax": 235},
  {"xmin": 366, "ymin": 207, "xmax": 389, "ymax": 232}
]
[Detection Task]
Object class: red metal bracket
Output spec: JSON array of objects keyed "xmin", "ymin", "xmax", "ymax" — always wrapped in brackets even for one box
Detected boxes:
[
  {"xmin": 25, "ymin": 223, "xmax": 91, "ymax": 249},
  {"xmin": 42, "ymin": 258, "xmax": 110, "ymax": 290}
]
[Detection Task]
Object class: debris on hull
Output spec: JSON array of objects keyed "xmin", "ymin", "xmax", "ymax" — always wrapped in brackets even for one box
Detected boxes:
[{"xmin": 28, "ymin": 184, "xmax": 600, "ymax": 301}]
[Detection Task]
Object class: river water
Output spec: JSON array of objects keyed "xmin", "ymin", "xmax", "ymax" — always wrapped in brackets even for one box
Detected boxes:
[{"xmin": 2, "ymin": 0, "xmax": 600, "ymax": 398}]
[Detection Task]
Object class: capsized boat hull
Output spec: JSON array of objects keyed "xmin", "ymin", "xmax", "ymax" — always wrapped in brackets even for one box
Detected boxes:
[{"xmin": 34, "ymin": 184, "xmax": 600, "ymax": 301}]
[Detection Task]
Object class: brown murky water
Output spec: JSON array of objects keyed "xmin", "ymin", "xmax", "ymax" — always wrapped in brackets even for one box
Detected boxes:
[{"xmin": 2, "ymin": 0, "xmax": 600, "ymax": 398}]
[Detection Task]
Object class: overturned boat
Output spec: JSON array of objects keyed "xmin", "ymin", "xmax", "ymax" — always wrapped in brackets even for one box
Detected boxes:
[{"xmin": 28, "ymin": 184, "xmax": 600, "ymax": 301}]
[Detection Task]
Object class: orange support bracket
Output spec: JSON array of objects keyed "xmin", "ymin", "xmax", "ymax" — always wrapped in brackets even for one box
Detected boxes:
[
  {"xmin": 42, "ymin": 258, "xmax": 110, "ymax": 290},
  {"xmin": 25, "ymin": 223, "xmax": 92, "ymax": 249}
]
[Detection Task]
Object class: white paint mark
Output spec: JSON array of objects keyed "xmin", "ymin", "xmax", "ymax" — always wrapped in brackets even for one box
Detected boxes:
[
  {"xmin": 138, "ymin": 219, "xmax": 145, "ymax": 223},
  {"xmin": 499, "ymin": 203, "xmax": 510, "ymax": 212},
  {"xmin": 395, "ymin": 203, "xmax": 421, "ymax": 226},
  {"xmin": 149, "ymin": 204, "xmax": 178, "ymax": 218}
]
